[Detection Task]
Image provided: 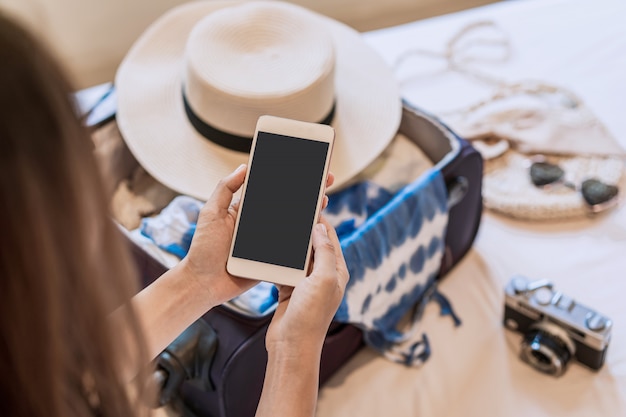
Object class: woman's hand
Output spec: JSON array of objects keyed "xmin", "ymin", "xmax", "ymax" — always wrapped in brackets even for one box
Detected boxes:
[
  {"xmin": 255, "ymin": 215, "xmax": 348, "ymax": 417},
  {"xmin": 180, "ymin": 164, "xmax": 336, "ymax": 310},
  {"xmin": 129, "ymin": 164, "xmax": 252, "ymax": 361},
  {"xmin": 177, "ymin": 164, "xmax": 253, "ymax": 308},
  {"xmin": 265, "ymin": 215, "xmax": 349, "ymax": 358}
]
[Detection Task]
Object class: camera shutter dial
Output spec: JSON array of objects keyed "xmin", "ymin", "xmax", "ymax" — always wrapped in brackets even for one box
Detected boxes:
[
  {"xmin": 533, "ymin": 287, "xmax": 554, "ymax": 305},
  {"xmin": 512, "ymin": 276, "xmax": 529, "ymax": 294},
  {"xmin": 586, "ymin": 313, "xmax": 608, "ymax": 331}
]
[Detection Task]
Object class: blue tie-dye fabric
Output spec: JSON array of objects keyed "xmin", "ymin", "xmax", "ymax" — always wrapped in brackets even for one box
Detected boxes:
[
  {"xmin": 140, "ymin": 168, "xmax": 456, "ymax": 366},
  {"xmin": 330, "ymin": 168, "xmax": 452, "ymax": 365},
  {"xmin": 324, "ymin": 181, "xmax": 396, "ymax": 239}
]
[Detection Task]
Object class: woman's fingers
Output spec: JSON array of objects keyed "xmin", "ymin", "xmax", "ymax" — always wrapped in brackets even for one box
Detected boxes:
[
  {"xmin": 310, "ymin": 222, "xmax": 337, "ymax": 279},
  {"xmin": 326, "ymin": 171, "xmax": 335, "ymax": 188},
  {"xmin": 320, "ymin": 216, "xmax": 348, "ymax": 286},
  {"xmin": 206, "ymin": 164, "xmax": 247, "ymax": 214}
]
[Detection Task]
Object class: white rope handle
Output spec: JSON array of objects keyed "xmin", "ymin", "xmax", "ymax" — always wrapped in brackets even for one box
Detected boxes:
[
  {"xmin": 393, "ymin": 21, "xmax": 586, "ymax": 125},
  {"xmin": 393, "ymin": 20, "xmax": 511, "ymax": 86}
]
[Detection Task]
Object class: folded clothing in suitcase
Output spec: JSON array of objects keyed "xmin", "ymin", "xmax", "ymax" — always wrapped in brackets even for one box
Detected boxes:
[{"xmin": 117, "ymin": 101, "xmax": 483, "ymax": 417}]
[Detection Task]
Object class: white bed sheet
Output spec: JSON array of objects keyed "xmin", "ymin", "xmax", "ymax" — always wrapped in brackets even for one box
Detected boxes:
[{"xmin": 316, "ymin": 0, "xmax": 626, "ymax": 416}]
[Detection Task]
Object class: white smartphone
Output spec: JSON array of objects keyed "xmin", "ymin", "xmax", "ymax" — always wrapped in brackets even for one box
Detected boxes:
[{"xmin": 226, "ymin": 115, "xmax": 335, "ymax": 286}]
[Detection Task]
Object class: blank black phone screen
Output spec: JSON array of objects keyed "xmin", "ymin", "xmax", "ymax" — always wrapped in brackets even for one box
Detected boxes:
[{"xmin": 232, "ymin": 131, "xmax": 330, "ymax": 270}]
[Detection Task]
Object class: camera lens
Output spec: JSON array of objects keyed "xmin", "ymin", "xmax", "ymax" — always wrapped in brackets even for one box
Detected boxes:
[
  {"xmin": 530, "ymin": 349, "xmax": 552, "ymax": 366},
  {"xmin": 520, "ymin": 328, "xmax": 573, "ymax": 376}
]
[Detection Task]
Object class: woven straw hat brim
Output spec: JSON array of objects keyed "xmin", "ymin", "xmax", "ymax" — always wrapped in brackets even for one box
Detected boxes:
[{"xmin": 115, "ymin": 1, "xmax": 401, "ymax": 201}]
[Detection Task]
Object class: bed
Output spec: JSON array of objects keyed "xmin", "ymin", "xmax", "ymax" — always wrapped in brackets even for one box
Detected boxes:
[{"xmin": 315, "ymin": 0, "xmax": 626, "ymax": 416}]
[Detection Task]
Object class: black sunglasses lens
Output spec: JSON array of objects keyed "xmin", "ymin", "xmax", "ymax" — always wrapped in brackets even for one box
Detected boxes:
[
  {"xmin": 530, "ymin": 162, "xmax": 565, "ymax": 187},
  {"xmin": 581, "ymin": 179, "xmax": 619, "ymax": 208}
]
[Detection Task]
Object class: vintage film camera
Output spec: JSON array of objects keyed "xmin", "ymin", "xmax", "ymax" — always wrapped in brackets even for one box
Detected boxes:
[{"xmin": 504, "ymin": 276, "xmax": 612, "ymax": 376}]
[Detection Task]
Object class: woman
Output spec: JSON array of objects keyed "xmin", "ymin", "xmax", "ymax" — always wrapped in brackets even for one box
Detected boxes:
[{"xmin": 0, "ymin": 13, "xmax": 348, "ymax": 417}]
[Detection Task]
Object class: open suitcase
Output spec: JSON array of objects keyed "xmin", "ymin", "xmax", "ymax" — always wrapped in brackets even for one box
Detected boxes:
[{"xmin": 97, "ymin": 98, "xmax": 483, "ymax": 417}]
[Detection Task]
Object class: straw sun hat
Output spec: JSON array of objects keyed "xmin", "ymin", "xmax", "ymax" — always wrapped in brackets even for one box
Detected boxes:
[{"xmin": 115, "ymin": 0, "xmax": 401, "ymax": 201}]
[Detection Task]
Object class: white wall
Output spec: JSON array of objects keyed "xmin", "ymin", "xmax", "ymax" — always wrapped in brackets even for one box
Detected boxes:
[{"xmin": 0, "ymin": 0, "xmax": 496, "ymax": 88}]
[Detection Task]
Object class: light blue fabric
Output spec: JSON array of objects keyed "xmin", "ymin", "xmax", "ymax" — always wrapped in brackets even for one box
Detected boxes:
[{"xmin": 140, "ymin": 196, "xmax": 202, "ymax": 259}]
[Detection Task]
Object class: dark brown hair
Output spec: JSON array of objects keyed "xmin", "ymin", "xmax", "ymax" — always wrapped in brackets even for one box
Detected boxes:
[{"xmin": 0, "ymin": 13, "xmax": 148, "ymax": 416}]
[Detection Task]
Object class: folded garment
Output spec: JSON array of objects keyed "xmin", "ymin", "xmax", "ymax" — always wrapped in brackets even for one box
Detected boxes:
[
  {"xmin": 227, "ymin": 282, "xmax": 279, "ymax": 317},
  {"xmin": 140, "ymin": 195, "xmax": 203, "ymax": 258},
  {"xmin": 332, "ymin": 169, "xmax": 454, "ymax": 365},
  {"xmin": 324, "ymin": 181, "xmax": 395, "ymax": 239}
]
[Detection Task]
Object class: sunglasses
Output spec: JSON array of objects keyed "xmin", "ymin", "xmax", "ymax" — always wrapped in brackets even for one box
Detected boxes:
[{"xmin": 529, "ymin": 159, "xmax": 619, "ymax": 213}]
